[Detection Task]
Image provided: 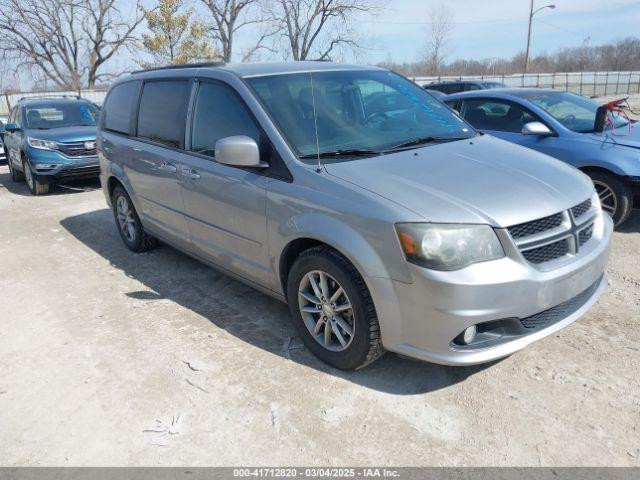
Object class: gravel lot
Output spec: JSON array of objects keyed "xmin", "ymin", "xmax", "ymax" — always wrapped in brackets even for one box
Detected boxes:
[{"xmin": 0, "ymin": 164, "xmax": 638, "ymax": 467}]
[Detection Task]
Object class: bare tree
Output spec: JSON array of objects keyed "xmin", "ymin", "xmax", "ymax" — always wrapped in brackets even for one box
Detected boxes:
[
  {"xmin": 0, "ymin": 0, "xmax": 143, "ymax": 90},
  {"xmin": 199, "ymin": 0, "xmax": 269, "ymax": 62},
  {"xmin": 423, "ymin": 3, "xmax": 454, "ymax": 75},
  {"xmin": 270, "ymin": 0, "xmax": 376, "ymax": 61}
]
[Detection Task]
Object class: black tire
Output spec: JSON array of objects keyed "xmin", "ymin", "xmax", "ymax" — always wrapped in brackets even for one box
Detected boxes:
[
  {"xmin": 8, "ymin": 156, "xmax": 24, "ymax": 182},
  {"xmin": 111, "ymin": 185, "xmax": 159, "ymax": 253},
  {"xmin": 23, "ymin": 157, "xmax": 49, "ymax": 195},
  {"xmin": 587, "ymin": 171, "xmax": 633, "ymax": 227},
  {"xmin": 286, "ymin": 246, "xmax": 384, "ymax": 370}
]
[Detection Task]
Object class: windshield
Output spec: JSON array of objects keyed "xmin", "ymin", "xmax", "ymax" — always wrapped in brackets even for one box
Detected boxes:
[
  {"xmin": 521, "ymin": 91, "xmax": 628, "ymax": 133},
  {"xmin": 246, "ymin": 70, "xmax": 475, "ymax": 162},
  {"xmin": 24, "ymin": 102, "xmax": 99, "ymax": 130}
]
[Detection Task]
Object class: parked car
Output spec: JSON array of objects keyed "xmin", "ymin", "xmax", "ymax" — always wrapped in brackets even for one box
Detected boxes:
[
  {"xmin": 426, "ymin": 80, "xmax": 507, "ymax": 95},
  {"xmin": 99, "ymin": 62, "xmax": 612, "ymax": 370},
  {"xmin": 0, "ymin": 116, "xmax": 6, "ymax": 164},
  {"xmin": 445, "ymin": 88, "xmax": 640, "ymax": 226},
  {"xmin": 3, "ymin": 96, "xmax": 100, "ymax": 195},
  {"xmin": 425, "ymin": 89, "xmax": 447, "ymax": 100}
]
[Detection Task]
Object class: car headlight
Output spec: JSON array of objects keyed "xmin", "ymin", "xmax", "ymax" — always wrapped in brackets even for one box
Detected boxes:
[
  {"xmin": 27, "ymin": 137, "xmax": 58, "ymax": 151},
  {"xmin": 396, "ymin": 223, "xmax": 505, "ymax": 271}
]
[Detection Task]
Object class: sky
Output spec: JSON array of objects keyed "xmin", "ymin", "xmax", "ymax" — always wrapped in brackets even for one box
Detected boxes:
[
  {"xmin": 2, "ymin": 0, "xmax": 640, "ymax": 90},
  {"xmin": 351, "ymin": 0, "xmax": 640, "ymax": 65}
]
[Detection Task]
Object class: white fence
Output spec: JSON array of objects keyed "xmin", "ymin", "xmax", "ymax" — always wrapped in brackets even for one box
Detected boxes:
[
  {"xmin": 3, "ymin": 71, "xmax": 640, "ymax": 115},
  {"xmin": 414, "ymin": 71, "xmax": 640, "ymax": 97}
]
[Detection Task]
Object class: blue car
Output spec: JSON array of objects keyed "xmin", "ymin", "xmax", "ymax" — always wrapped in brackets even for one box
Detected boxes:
[
  {"xmin": 3, "ymin": 96, "xmax": 100, "ymax": 195},
  {"xmin": 445, "ymin": 88, "xmax": 640, "ymax": 226}
]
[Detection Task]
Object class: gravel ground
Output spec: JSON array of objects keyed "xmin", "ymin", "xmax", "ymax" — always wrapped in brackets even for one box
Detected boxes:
[{"xmin": 0, "ymin": 164, "xmax": 638, "ymax": 467}]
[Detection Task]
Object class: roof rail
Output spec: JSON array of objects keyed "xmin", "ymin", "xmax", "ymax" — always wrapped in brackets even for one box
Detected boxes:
[
  {"xmin": 18, "ymin": 94, "xmax": 82, "ymax": 102},
  {"xmin": 131, "ymin": 62, "xmax": 225, "ymax": 75}
]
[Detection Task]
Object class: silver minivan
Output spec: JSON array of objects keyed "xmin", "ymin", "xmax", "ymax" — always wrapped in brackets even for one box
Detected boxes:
[{"xmin": 98, "ymin": 62, "xmax": 613, "ymax": 370}]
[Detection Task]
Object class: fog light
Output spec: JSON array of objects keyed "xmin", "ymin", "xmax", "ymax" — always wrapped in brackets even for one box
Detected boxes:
[
  {"xmin": 462, "ymin": 325, "xmax": 477, "ymax": 345},
  {"xmin": 35, "ymin": 164, "xmax": 60, "ymax": 170}
]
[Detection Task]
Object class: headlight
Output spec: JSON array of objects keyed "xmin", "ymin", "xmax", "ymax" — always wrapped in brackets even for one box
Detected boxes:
[
  {"xmin": 396, "ymin": 223, "xmax": 505, "ymax": 271},
  {"xmin": 27, "ymin": 137, "xmax": 58, "ymax": 151}
]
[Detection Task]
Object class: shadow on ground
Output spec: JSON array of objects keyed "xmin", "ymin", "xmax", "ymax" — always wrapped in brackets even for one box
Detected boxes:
[
  {"xmin": 60, "ymin": 207, "xmax": 496, "ymax": 395},
  {"xmin": 0, "ymin": 168, "xmax": 101, "ymax": 196}
]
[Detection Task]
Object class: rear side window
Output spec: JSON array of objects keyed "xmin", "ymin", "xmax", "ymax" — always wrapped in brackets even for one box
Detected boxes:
[
  {"xmin": 137, "ymin": 80, "xmax": 191, "ymax": 148},
  {"xmin": 190, "ymin": 82, "xmax": 260, "ymax": 157},
  {"xmin": 460, "ymin": 99, "xmax": 541, "ymax": 133},
  {"xmin": 103, "ymin": 81, "xmax": 141, "ymax": 135}
]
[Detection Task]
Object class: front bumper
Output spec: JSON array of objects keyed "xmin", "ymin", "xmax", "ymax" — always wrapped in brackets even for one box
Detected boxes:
[
  {"xmin": 368, "ymin": 213, "xmax": 613, "ymax": 366},
  {"xmin": 30, "ymin": 153, "xmax": 100, "ymax": 183}
]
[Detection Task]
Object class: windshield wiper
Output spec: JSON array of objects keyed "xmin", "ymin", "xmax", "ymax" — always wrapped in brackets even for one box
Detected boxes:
[
  {"xmin": 383, "ymin": 135, "xmax": 470, "ymax": 152},
  {"xmin": 299, "ymin": 148, "xmax": 381, "ymax": 159}
]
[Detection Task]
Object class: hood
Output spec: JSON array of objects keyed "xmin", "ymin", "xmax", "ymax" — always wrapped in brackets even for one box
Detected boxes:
[
  {"xmin": 325, "ymin": 135, "xmax": 594, "ymax": 227},
  {"xmin": 27, "ymin": 125, "xmax": 96, "ymax": 143},
  {"xmin": 585, "ymin": 121, "xmax": 640, "ymax": 150}
]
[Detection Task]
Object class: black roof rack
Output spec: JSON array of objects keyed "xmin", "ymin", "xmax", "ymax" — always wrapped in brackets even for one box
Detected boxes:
[
  {"xmin": 131, "ymin": 62, "xmax": 225, "ymax": 75},
  {"xmin": 19, "ymin": 94, "xmax": 82, "ymax": 102}
]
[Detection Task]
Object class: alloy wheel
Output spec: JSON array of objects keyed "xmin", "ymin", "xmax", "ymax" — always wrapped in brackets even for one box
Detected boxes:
[
  {"xmin": 298, "ymin": 270, "xmax": 355, "ymax": 352},
  {"xmin": 593, "ymin": 180, "xmax": 617, "ymax": 217},
  {"xmin": 23, "ymin": 160, "xmax": 34, "ymax": 189},
  {"xmin": 116, "ymin": 195, "xmax": 136, "ymax": 242}
]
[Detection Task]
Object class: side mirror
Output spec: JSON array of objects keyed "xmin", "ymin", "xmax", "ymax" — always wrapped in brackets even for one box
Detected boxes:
[
  {"xmin": 521, "ymin": 121, "xmax": 553, "ymax": 137},
  {"xmin": 215, "ymin": 135, "xmax": 267, "ymax": 168},
  {"xmin": 4, "ymin": 123, "xmax": 20, "ymax": 133}
]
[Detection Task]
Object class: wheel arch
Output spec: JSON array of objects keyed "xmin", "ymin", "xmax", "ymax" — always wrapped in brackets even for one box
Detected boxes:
[{"xmin": 276, "ymin": 216, "xmax": 405, "ymax": 299}]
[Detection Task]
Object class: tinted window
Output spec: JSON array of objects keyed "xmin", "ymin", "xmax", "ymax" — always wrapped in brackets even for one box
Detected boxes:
[
  {"xmin": 137, "ymin": 81, "xmax": 190, "ymax": 148},
  {"xmin": 103, "ymin": 81, "xmax": 141, "ymax": 135},
  {"xmin": 460, "ymin": 99, "xmax": 540, "ymax": 133},
  {"xmin": 191, "ymin": 82, "xmax": 260, "ymax": 157}
]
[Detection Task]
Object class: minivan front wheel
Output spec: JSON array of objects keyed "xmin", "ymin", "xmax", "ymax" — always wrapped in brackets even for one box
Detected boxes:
[
  {"xmin": 286, "ymin": 246, "xmax": 384, "ymax": 370},
  {"xmin": 111, "ymin": 186, "xmax": 159, "ymax": 252},
  {"xmin": 588, "ymin": 171, "xmax": 633, "ymax": 227}
]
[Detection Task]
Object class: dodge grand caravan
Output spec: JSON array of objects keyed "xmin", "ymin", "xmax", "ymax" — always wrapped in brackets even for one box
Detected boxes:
[{"xmin": 98, "ymin": 62, "xmax": 613, "ymax": 370}]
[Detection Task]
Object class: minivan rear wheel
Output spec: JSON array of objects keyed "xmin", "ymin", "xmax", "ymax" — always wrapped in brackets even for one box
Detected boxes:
[
  {"xmin": 111, "ymin": 185, "xmax": 159, "ymax": 252},
  {"xmin": 286, "ymin": 246, "xmax": 384, "ymax": 370},
  {"xmin": 588, "ymin": 171, "xmax": 633, "ymax": 227}
]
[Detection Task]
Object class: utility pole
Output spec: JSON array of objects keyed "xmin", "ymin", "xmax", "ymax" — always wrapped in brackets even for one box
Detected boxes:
[{"xmin": 524, "ymin": 0, "xmax": 556, "ymax": 73}]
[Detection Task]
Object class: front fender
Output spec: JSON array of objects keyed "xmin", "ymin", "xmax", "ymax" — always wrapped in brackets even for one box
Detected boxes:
[{"xmin": 277, "ymin": 213, "xmax": 393, "ymax": 282}]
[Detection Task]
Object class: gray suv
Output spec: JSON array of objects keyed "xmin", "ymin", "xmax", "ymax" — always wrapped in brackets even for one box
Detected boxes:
[{"xmin": 98, "ymin": 62, "xmax": 613, "ymax": 370}]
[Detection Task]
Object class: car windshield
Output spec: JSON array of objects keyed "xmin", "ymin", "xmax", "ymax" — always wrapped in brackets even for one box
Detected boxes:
[
  {"xmin": 246, "ymin": 70, "xmax": 475, "ymax": 162},
  {"xmin": 521, "ymin": 91, "xmax": 628, "ymax": 133},
  {"xmin": 24, "ymin": 102, "xmax": 99, "ymax": 130}
]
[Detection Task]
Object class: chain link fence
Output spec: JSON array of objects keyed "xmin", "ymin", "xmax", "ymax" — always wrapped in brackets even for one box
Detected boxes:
[
  {"xmin": 414, "ymin": 71, "xmax": 640, "ymax": 97},
  {"xmin": 2, "ymin": 71, "xmax": 640, "ymax": 116}
]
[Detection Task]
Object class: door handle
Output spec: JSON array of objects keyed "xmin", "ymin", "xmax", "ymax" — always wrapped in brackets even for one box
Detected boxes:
[
  {"xmin": 181, "ymin": 167, "xmax": 201, "ymax": 179},
  {"xmin": 160, "ymin": 162, "xmax": 178, "ymax": 173}
]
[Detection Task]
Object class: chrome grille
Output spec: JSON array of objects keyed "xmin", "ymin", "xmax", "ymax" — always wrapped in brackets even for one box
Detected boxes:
[
  {"xmin": 508, "ymin": 197, "xmax": 597, "ymax": 267},
  {"xmin": 571, "ymin": 199, "xmax": 592, "ymax": 219},
  {"xmin": 508, "ymin": 213, "xmax": 563, "ymax": 239},
  {"xmin": 520, "ymin": 277, "xmax": 602, "ymax": 329},
  {"xmin": 522, "ymin": 239, "xmax": 569, "ymax": 264},
  {"xmin": 578, "ymin": 224, "xmax": 594, "ymax": 247},
  {"xmin": 57, "ymin": 141, "xmax": 97, "ymax": 158}
]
